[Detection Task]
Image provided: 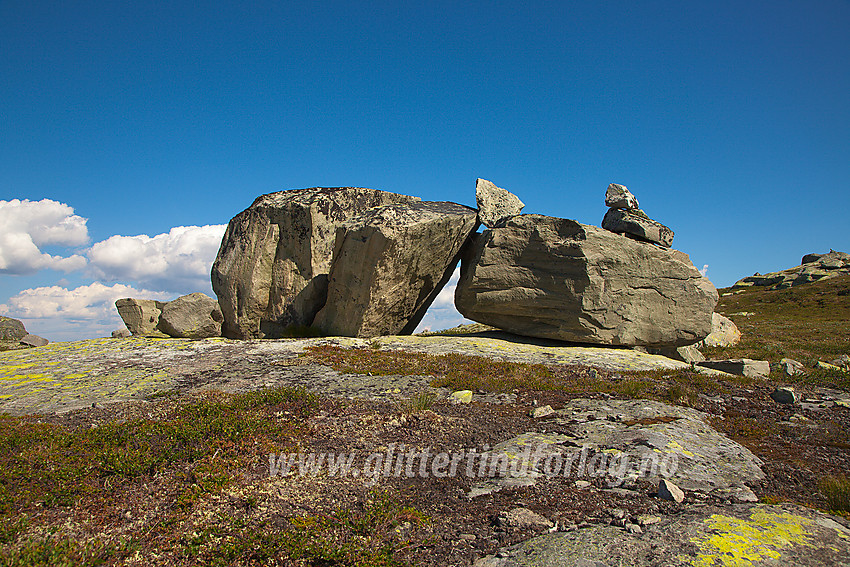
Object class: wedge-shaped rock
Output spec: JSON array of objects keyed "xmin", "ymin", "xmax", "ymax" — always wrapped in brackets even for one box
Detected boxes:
[
  {"xmin": 604, "ymin": 183, "xmax": 639, "ymax": 209},
  {"xmin": 455, "ymin": 214, "xmax": 717, "ymax": 347},
  {"xmin": 157, "ymin": 293, "xmax": 223, "ymax": 339},
  {"xmin": 602, "ymin": 208, "xmax": 674, "ymax": 247},
  {"xmin": 211, "ymin": 188, "xmax": 420, "ymax": 338},
  {"xmin": 115, "ymin": 298, "xmax": 166, "ymax": 336},
  {"xmin": 475, "ymin": 178, "xmax": 524, "ymax": 228},
  {"xmin": 314, "ymin": 201, "xmax": 478, "ymax": 337}
]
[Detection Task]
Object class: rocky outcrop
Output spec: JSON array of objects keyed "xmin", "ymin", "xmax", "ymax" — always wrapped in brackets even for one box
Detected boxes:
[
  {"xmin": 601, "ymin": 208, "xmax": 674, "ymax": 248},
  {"xmin": 313, "ymin": 201, "xmax": 478, "ymax": 337},
  {"xmin": 116, "ymin": 294, "xmax": 222, "ymax": 339},
  {"xmin": 455, "ymin": 214, "xmax": 717, "ymax": 347},
  {"xmin": 475, "ymin": 503, "xmax": 850, "ymax": 567},
  {"xmin": 733, "ymin": 249, "xmax": 850, "ymax": 290},
  {"xmin": 211, "ymin": 187, "xmax": 420, "ymax": 339},
  {"xmin": 115, "ymin": 299, "xmax": 167, "ymax": 337},
  {"xmin": 157, "ymin": 293, "xmax": 223, "ymax": 339},
  {"xmin": 475, "ymin": 178, "xmax": 525, "ymax": 228}
]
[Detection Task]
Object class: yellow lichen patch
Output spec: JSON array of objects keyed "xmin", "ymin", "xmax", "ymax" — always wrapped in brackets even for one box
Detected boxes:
[
  {"xmin": 690, "ymin": 506, "xmax": 819, "ymax": 566},
  {"xmin": 666, "ymin": 440, "xmax": 695, "ymax": 457}
]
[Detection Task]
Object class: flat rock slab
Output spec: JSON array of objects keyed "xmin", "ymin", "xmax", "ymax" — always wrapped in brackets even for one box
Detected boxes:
[
  {"xmin": 0, "ymin": 334, "xmax": 706, "ymax": 415},
  {"xmin": 0, "ymin": 337, "xmax": 443, "ymax": 416},
  {"xmin": 365, "ymin": 334, "xmax": 691, "ymax": 371},
  {"xmin": 468, "ymin": 399, "xmax": 763, "ymax": 501},
  {"xmin": 475, "ymin": 503, "xmax": 850, "ymax": 567}
]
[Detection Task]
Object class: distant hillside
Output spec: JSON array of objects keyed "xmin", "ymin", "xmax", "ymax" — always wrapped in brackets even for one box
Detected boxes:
[{"xmin": 704, "ymin": 273, "xmax": 850, "ymax": 366}]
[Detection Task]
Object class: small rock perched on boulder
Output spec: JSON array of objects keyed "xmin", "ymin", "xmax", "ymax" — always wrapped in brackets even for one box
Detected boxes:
[
  {"xmin": 604, "ymin": 183, "xmax": 640, "ymax": 210},
  {"xmin": 601, "ymin": 183, "xmax": 674, "ymax": 248},
  {"xmin": 475, "ymin": 178, "xmax": 525, "ymax": 228}
]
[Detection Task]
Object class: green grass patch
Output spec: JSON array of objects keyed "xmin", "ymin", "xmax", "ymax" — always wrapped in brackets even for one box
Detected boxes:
[
  {"xmin": 706, "ymin": 275, "xmax": 850, "ymax": 370},
  {"xmin": 819, "ymin": 475, "xmax": 850, "ymax": 514}
]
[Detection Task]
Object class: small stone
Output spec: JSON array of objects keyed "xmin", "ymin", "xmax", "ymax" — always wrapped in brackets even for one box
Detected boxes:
[
  {"xmin": 604, "ymin": 183, "xmax": 640, "ymax": 210},
  {"xmin": 459, "ymin": 533, "xmax": 477, "ymax": 541},
  {"xmin": 626, "ymin": 523, "xmax": 643, "ymax": 535},
  {"xmin": 637, "ymin": 515, "xmax": 662, "ymax": 526},
  {"xmin": 771, "ymin": 387, "xmax": 800, "ymax": 404},
  {"xmin": 778, "ymin": 358, "xmax": 805, "ymax": 378},
  {"xmin": 450, "ymin": 390, "xmax": 473, "ymax": 404},
  {"xmin": 697, "ymin": 358, "xmax": 770, "ymax": 378},
  {"xmin": 496, "ymin": 507, "xmax": 554, "ymax": 530},
  {"xmin": 817, "ymin": 361, "xmax": 843, "ymax": 372},
  {"xmin": 575, "ymin": 480, "xmax": 592, "ymax": 489},
  {"xmin": 112, "ymin": 328, "xmax": 131, "ymax": 338},
  {"xmin": 530, "ymin": 405, "xmax": 555, "ymax": 418},
  {"xmin": 658, "ymin": 479, "xmax": 685, "ymax": 503}
]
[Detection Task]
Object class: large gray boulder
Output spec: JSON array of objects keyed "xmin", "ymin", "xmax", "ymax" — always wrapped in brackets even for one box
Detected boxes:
[
  {"xmin": 455, "ymin": 214, "xmax": 717, "ymax": 347},
  {"xmin": 115, "ymin": 298, "xmax": 167, "ymax": 336},
  {"xmin": 211, "ymin": 188, "xmax": 420, "ymax": 339},
  {"xmin": 475, "ymin": 178, "xmax": 525, "ymax": 228},
  {"xmin": 157, "ymin": 293, "xmax": 223, "ymax": 339},
  {"xmin": 0, "ymin": 316, "xmax": 27, "ymax": 341},
  {"xmin": 602, "ymin": 207, "xmax": 675, "ymax": 248},
  {"xmin": 314, "ymin": 202, "xmax": 478, "ymax": 337}
]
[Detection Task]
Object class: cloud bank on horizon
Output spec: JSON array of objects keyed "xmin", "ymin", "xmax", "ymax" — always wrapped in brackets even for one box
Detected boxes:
[
  {"xmin": 0, "ymin": 198, "xmax": 232, "ymax": 340},
  {"xmin": 0, "ymin": 198, "xmax": 471, "ymax": 340}
]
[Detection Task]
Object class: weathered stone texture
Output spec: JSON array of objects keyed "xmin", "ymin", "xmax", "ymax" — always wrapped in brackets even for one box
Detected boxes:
[{"xmin": 455, "ymin": 214, "xmax": 717, "ymax": 347}]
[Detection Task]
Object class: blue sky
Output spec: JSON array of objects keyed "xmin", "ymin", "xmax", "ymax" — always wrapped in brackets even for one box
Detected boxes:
[{"xmin": 2, "ymin": 0, "xmax": 848, "ymax": 340}]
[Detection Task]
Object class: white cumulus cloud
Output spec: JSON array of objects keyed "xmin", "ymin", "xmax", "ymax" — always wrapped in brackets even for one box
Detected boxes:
[
  {"xmin": 0, "ymin": 282, "xmax": 175, "ymax": 341},
  {"xmin": 699, "ymin": 264, "xmax": 709, "ymax": 277},
  {"xmin": 88, "ymin": 225, "xmax": 227, "ymax": 293},
  {"xmin": 0, "ymin": 199, "xmax": 89, "ymax": 274}
]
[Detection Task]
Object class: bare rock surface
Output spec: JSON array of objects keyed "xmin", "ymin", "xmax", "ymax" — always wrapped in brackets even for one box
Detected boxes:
[
  {"xmin": 314, "ymin": 201, "xmax": 478, "ymax": 337},
  {"xmin": 475, "ymin": 503, "xmax": 850, "ymax": 567},
  {"xmin": 156, "ymin": 292, "xmax": 223, "ymax": 339},
  {"xmin": 602, "ymin": 208, "xmax": 675, "ymax": 248},
  {"xmin": 468, "ymin": 398, "xmax": 763, "ymax": 501},
  {"xmin": 0, "ymin": 334, "xmax": 709, "ymax": 416},
  {"xmin": 476, "ymin": 178, "xmax": 525, "ymax": 227},
  {"xmin": 211, "ymin": 187, "xmax": 420, "ymax": 339},
  {"xmin": 455, "ymin": 214, "xmax": 717, "ymax": 347}
]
